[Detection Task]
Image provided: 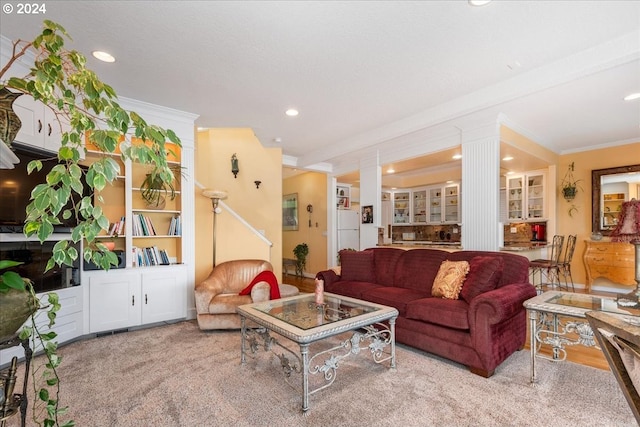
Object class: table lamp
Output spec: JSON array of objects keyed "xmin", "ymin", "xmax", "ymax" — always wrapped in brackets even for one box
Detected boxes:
[{"xmin": 610, "ymin": 199, "xmax": 640, "ymax": 300}]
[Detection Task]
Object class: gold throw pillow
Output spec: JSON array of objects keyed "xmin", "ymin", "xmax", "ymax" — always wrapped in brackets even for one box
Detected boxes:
[{"xmin": 432, "ymin": 260, "xmax": 470, "ymax": 300}]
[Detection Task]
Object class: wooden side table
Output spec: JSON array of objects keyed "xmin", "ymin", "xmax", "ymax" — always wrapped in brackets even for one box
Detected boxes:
[
  {"xmin": 583, "ymin": 240, "xmax": 636, "ymax": 292},
  {"xmin": 0, "ymin": 335, "xmax": 32, "ymax": 427}
]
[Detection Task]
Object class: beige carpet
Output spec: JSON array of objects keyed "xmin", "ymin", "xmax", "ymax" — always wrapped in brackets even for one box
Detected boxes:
[{"xmin": 6, "ymin": 320, "xmax": 636, "ymax": 426}]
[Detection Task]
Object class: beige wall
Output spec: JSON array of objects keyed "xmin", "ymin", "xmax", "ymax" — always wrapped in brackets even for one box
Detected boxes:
[
  {"xmin": 283, "ymin": 171, "xmax": 328, "ymax": 276},
  {"xmin": 557, "ymin": 141, "xmax": 640, "ymax": 291},
  {"xmin": 194, "ymin": 129, "xmax": 283, "ymax": 286}
]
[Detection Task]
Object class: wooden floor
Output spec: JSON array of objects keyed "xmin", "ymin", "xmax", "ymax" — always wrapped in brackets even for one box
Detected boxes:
[{"xmin": 284, "ymin": 274, "xmax": 610, "ymax": 371}]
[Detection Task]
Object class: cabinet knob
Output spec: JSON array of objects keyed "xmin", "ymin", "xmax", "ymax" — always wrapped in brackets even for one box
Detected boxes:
[
  {"xmin": 47, "ymin": 123, "xmax": 52, "ymax": 136},
  {"xmin": 145, "ymin": 294, "xmax": 148, "ymax": 304},
  {"xmin": 38, "ymin": 119, "xmax": 42, "ymax": 133},
  {"xmin": 132, "ymin": 295, "xmax": 135, "ymax": 306}
]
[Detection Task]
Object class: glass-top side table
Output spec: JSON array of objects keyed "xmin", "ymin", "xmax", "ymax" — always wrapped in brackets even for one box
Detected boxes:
[{"xmin": 524, "ymin": 290, "xmax": 640, "ymax": 383}]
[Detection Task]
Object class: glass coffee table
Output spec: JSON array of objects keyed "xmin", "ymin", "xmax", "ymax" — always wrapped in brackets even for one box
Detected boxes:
[
  {"xmin": 236, "ymin": 292, "xmax": 398, "ymax": 412},
  {"xmin": 524, "ymin": 290, "xmax": 640, "ymax": 383}
]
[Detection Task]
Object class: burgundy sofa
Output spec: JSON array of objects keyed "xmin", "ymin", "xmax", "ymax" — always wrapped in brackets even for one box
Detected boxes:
[{"xmin": 315, "ymin": 247, "xmax": 537, "ymax": 377}]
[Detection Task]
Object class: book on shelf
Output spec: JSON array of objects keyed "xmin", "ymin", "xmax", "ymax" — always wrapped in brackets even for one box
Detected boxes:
[
  {"xmin": 168, "ymin": 215, "xmax": 181, "ymax": 236},
  {"xmin": 133, "ymin": 245, "xmax": 171, "ymax": 267},
  {"xmin": 133, "ymin": 213, "xmax": 157, "ymax": 236},
  {"xmin": 108, "ymin": 216, "xmax": 125, "ymax": 236}
]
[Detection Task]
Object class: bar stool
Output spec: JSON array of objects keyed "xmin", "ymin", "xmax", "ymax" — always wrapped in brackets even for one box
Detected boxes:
[
  {"xmin": 558, "ymin": 234, "xmax": 577, "ymax": 292},
  {"xmin": 529, "ymin": 235, "xmax": 564, "ymax": 293}
]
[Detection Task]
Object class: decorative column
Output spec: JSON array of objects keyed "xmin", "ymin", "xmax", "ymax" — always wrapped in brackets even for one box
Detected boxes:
[{"xmin": 461, "ymin": 125, "xmax": 501, "ymax": 251}]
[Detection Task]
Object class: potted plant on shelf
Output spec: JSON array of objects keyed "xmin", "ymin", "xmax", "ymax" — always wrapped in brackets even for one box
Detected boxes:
[
  {"xmin": 293, "ymin": 243, "xmax": 309, "ymax": 277},
  {"xmin": 139, "ymin": 164, "xmax": 183, "ymax": 209},
  {"xmin": 0, "ymin": 20, "xmax": 181, "ymax": 426}
]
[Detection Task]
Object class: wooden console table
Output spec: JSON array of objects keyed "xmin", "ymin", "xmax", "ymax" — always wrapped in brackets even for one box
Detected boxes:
[{"xmin": 583, "ymin": 241, "xmax": 636, "ymax": 292}]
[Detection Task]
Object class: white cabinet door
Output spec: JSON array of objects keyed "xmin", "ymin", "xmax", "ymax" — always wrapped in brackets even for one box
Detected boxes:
[
  {"xmin": 141, "ymin": 268, "xmax": 186, "ymax": 324},
  {"xmin": 88, "ymin": 271, "xmax": 141, "ymax": 333},
  {"xmin": 12, "ymin": 95, "xmax": 65, "ymax": 153},
  {"xmin": 12, "ymin": 94, "xmax": 45, "ymax": 148},
  {"xmin": 42, "ymin": 107, "xmax": 66, "ymax": 153}
]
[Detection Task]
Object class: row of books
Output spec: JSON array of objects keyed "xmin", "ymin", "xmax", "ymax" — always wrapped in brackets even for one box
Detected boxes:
[
  {"xmin": 132, "ymin": 246, "xmax": 171, "ymax": 267},
  {"xmin": 132, "ymin": 213, "xmax": 157, "ymax": 236},
  {"xmin": 168, "ymin": 215, "xmax": 181, "ymax": 236},
  {"xmin": 130, "ymin": 214, "xmax": 181, "ymax": 236},
  {"xmin": 108, "ymin": 217, "xmax": 126, "ymax": 236}
]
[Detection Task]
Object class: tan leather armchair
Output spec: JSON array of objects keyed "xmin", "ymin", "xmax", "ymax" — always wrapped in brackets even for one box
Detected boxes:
[{"xmin": 195, "ymin": 259, "xmax": 273, "ymax": 330}]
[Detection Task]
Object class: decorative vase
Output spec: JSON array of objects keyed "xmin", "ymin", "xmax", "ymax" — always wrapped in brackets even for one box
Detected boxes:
[
  {"xmin": 0, "ymin": 87, "xmax": 23, "ymax": 146},
  {"xmin": 145, "ymin": 195, "xmax": 166, "ymax": 210},
  {"xmin": 0, "ymin": 289, "xmax": 38, "ymax": 342}
]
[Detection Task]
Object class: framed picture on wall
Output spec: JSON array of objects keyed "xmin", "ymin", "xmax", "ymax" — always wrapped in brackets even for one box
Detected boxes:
[
  {"xmin": 362, "ymin": 205, "xmax": 373, "ymax": 224},
  {"xmin": 283, "ymin": 193, "xmax": 299, "ymax": 231}
]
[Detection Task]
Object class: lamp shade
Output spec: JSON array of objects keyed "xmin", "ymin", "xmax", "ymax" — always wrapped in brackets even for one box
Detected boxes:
[
  {"xmin": 611, "ymin": 199, "xmax": 640, "ymax": 243},
  {"xmin": 202, "ymin": 190, "xmax": 228, "ymax": 200}
]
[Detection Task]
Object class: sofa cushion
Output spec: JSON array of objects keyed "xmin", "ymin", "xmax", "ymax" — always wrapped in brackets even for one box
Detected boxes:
[
  {"xmin": 369, "ymin": 247, "xmax": 406, "ymax": 286},
  {"xmin": 405, "ymin": 297, "xmax": 470, "ymax": 330},
  {"xmin": 459, "ymin": 256, "xmax": 504, "ymax": 303},
  {"xmin": 393, "ymin": 249, "xmax": 448, "ymax": 292},
  {"xmin": 324, "ymin": 280, "xmax": 383, "ymax": 300},
  {"xmin": 432, "ymin": 260, "xmax": 469, "ymax": 299},
  {"xmin": 340, "ymin": 250, "xmax": 375, "ymax": 282},
  {"xmin": 361, "ymin": 287, "xmax": 431, "ymax": 316},
  {"xmin": 447, "ymin": 251, "xmax": 530, "ymax": 288}
]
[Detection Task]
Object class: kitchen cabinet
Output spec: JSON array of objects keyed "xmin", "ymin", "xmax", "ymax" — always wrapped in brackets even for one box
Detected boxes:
[
  {"xmin": 86, "ymin": 266, "xmax": 187, "ymax": 333},
  {"xmin": 12, "ymin": 94, "xmax": 69, "ymax": 153},
  {"xmin": 412, "ymin": 188, "xmax": 427, "ymax": 223},
  {"xmin": 506, "ymin": 171, "xmax": 546, "ymax": 221},
  {"xmin": 393, "ymin": 191, "xmax": 411, "ymax": 224},
  {"xmin": 337, "ymin": 183, "xmax": 351, "ymax": 209},
  {"xmin": 428, "ymin": 183, "xmax": 460, "ymax": 224},
  {"xmin": 583, "ymin": 241, "xmax": 635, "ymax": 292}
]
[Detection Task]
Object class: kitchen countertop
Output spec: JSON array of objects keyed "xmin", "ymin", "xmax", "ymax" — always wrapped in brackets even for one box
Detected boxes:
[
  {"xmin": 379, "ymin": 242, "xmax": 463, "ymax": 250},
  {"xmin": 500, "ymin": 242, "xmax": 550, "ymax": 252}
]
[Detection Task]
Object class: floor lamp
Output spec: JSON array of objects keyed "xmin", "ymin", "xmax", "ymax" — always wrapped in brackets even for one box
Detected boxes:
[{"xmin": 202, "ymin": 189, "xmax": 228, "ymax": 267}]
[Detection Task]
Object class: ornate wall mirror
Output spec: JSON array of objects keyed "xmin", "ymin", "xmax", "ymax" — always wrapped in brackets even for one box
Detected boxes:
[{"xmin": 592, "ymin": 164, "xmax": 640, "ymax": 235}]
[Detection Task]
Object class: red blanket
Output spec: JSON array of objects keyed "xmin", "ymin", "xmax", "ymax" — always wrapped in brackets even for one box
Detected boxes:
[{"xmin": 238, "ymin": 270, "xmax": 281, "ymax": 299}]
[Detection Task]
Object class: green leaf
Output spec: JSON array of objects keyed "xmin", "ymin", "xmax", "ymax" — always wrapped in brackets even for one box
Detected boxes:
[{"xmin": 0, "ymin": 271, "xmax": 27, "ymax": 291}]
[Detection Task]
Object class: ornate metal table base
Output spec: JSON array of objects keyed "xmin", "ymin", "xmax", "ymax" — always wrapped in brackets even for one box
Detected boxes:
[
  {"xmin": 529, "ymin": 310, "xmax": 597, "ymax": 383},
  {"xmin": 240, "ymin": 319, "xmax": 396, "ymax": 412}
]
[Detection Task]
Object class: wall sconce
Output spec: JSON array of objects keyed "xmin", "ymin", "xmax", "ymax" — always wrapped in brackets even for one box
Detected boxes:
[
  {"xmin": 254, "ymin": 180, "xmax": 261, "ymax": 189},
  {"xmin": 231, "ymin": 153, "xmax": 239, "ymax": 178}
]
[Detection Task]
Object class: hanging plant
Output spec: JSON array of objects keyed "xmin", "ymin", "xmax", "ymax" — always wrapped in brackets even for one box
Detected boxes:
[
  {"xmin": 561, "ymin": 162, "xmax": 583, "ymax": 218},
  {"xmin": 561, "ymin": 162, "xmax": 582, "ymax": 202}
]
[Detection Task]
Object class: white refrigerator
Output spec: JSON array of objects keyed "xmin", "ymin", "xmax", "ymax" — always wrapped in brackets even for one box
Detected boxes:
[{"xmin": 337, "ymin": 209, "xmax": 360, "ymax": 251}]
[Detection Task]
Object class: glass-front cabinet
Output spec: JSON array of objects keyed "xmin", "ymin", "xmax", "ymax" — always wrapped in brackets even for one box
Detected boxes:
[
  {"xmin": 412, "ymin": 189, "xmax": 427, "ymax": 223},
  {"xmin": 393, "ymin": 191, "xmax": 411, "ymax": 224},
  {"xmin": 507, "ymin": 171, "xmax": 546, "ymax": 220},
  {"xmin": 428, "ymin": 183, "xmax": 460, "ymax": 224}
]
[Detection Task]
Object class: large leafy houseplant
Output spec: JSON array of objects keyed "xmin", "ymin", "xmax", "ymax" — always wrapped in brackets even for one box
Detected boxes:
[{"xmin": 0, "ymin": 20, "xmax": 181, "ymax": 426}]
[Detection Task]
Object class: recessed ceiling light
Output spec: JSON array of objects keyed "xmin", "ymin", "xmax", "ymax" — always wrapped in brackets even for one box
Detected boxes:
[
  {"xmin": 285, "ymin": 109, "xmax": 299, "ymax": 117},
  {"xmin": 446, "ymin": 180, "xmax": 454, "ymax": 184},
  {"xmin": 92, "ymin": 50, "xmax": 115, "ymax": 63},
  {"xmin": 623, "ymin": 92, "xmax": 640, "ymax": 101},
  {"xmin": 273, "ymin": 137, "xmax": 282, "ymax": 143},
  {"xmin": 506, "ymin": 171, "xmax": 514, "ymax": 175},
  {"xmin": 469, "ymin": 0, "xmax": 492, "ymax": 6},
  {"xmin": 452, "ymin": 154, "xmax": 462, "ymax": 160},
  {"xmin": 387, "ymin": 168, "xmax": 395, "ymax": 174},
  {"xmin": 502, "ymin": 156, "xmax": 514, "ymax": 161}
]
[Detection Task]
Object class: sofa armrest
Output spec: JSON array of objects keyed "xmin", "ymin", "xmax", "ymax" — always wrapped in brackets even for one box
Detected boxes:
[
  {"xmin": 250, "ymin": 282, "xmax": 271, "ymax": 303},
  {"xmin": 469, "ymin": 283, "xmax": 537, "ymax": 325},
  {"xmin": 194, "ymin": 273, "xmax": 226, "ymax": 313},
  {"xmin": 316, "ymin": 269, "xmax": 340, "ymax": 287}
]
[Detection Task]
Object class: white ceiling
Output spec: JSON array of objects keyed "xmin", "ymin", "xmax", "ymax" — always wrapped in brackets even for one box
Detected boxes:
[{"xmin": 1, "ymin": 1, "xmax": 639, "ymax": 177}]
